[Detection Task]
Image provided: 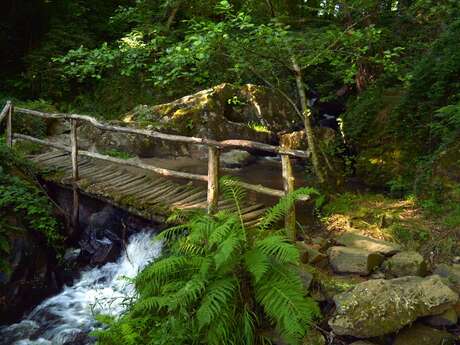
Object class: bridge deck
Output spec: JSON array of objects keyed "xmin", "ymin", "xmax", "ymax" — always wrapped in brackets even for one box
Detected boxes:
[{"xmin": 31, "ymin": 151, "xmax": 268, "ymax": 226}]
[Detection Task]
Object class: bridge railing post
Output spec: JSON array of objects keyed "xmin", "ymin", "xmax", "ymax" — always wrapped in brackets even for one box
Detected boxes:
[
  {"xmin": 207, "ymin": 146, "xmax": 220, "ymax": 214},
  {"xmin": 281, "ymin": 152, "xmax": 296, "ymax": 241},
  {"xmin": 70, "ymin": 118, "xmax": 79, "ymax": 180},
  {"xmin": 70, "ymin": 118, "xmax": 80, "ymax": 229},
  {"xmin": 6, "ymin": 101, "xmax": 13, "ymax": 148}
]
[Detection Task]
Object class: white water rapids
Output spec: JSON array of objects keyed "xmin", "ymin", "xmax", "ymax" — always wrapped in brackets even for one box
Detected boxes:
[{"xmin": 0, "ymin": 232, "xmax": 162, "ymax": 345}]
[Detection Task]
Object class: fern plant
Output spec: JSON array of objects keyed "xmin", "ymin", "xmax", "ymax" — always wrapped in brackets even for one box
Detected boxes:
[{"xmin": 96, "ymin": 178, "xmax": 320, "ymax": 345}]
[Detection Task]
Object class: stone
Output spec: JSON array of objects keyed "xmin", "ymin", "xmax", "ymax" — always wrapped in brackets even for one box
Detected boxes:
[
  {"xmin": 335, "ymin": 233, "xmax": 401, "ymax": 256},
  {"xmin": 382, "ymin": 251, "xmax": 427, "ymax": 277},
  {"xmin": 423, "ymin": 308, "xmax": 458, "ymax": 327},
  {"xmin": 296, "ymin": 242, "xmax": 328, "ymax": 268},
  {"xmin": 298, "ymin": 264, "xmax": 314, "ymax": 292},
  {"xmin": 328, "ymin": 246, "xmax": 384, "ymax": 275},
  {"xmin": 220, "ymin": 150, "xmax": 256, "ymax": 169},
  {"xmin": 329, "ymin": 275, "xmax": 459, "ymax": 338},
  {"xmin": 302, "ymin": 328, "xmax": 326, "ymax": 345},
  {"xmin": 434, "ymin": 263, "xmax": 460, "ymax": 293},
  {"xmin": 393, "ymin": 323, "xmax": 457, "ymax": 345}
]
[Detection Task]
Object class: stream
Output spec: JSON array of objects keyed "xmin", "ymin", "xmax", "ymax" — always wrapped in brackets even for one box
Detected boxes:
[{"xmin": 0, "ymin": 231, "xmax": 162, "ymax": 345}]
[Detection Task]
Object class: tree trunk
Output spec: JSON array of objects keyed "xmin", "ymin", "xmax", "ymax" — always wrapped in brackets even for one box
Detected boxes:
[{"xmin": 291, "ymin": 57, "xmax": 326, "ymax": 184}]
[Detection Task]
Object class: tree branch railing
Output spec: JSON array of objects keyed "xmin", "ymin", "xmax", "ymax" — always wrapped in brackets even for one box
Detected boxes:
[{"xmin": 1, "ymin": 101, "xmax": 311, "ymax": 237}]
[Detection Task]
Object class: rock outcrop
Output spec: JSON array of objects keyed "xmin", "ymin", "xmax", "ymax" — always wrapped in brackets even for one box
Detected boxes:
[
  {"xmin": 329, "ymin": 275, "xmax": 458, "ymax": 338},
  {"xmin": 81, "ymin": 84, "xmax": 300, "ymax": 158},
  {"xmin": 0, "ymin": 222, "xmax": 61, "ymax": 324}
]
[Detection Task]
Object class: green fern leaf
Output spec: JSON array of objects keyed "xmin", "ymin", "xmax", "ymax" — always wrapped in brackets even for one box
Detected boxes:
[
  {"xmin": 256, "ymin": 234, "xmax": 299, "ymax": 264},
  {"xmin": 197, "ymin": 277, "xmax": 237, "ymax": 329}
]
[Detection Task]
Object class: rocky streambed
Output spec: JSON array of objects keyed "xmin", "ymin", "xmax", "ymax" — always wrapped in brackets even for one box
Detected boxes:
[{"xmin": 300, "ymin": 233, "xmax": 460, "ymax": 345}]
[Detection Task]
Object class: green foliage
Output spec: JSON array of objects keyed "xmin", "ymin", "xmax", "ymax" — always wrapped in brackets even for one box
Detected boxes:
[
  {"xmin": 101, "ymin": 148, "xmax": 134, "ymax": 160},
  {"xmin": 0, "ymin": 143, "xmax": 63, "ymax": 250},
  {"xmin": 95, "ymin": 185, "xmax": 320, "ymax": 345}
]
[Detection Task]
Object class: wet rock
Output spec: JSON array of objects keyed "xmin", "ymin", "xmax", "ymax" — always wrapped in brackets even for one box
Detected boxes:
[
  {"xmin": 328, "ymin": 246, "xmax": 384, "ymax": 275},
  {"xmin": 423, "ymin": 308, "xmax": 458, "ymax": 327},
  {"xmin": 335, "ymin": 233, "xmax": 401, "ymax": 256},
  {"xmin": 382, "ymin": 251, "xmax": 427, "ymax": 277},
  {"xmin": 393, "ymin": 323, "xmax": 457, "ymax": 345},
  {"xmin": 220, "ymin": 150, "xmax": 256, "ymax": 169},
  {"xmin": 0, "ymin": 320, "xmax": 39, "ymax": 345},
  {"xmin": 79, "ymin": 206, "xmax": 124, "ymax": 266},
  {"xmin": 0, "ymin": 226, "xmax": 61, "ymax": 324},
  {"xmin": 329, "ymin": 275, "xmax": 458, "ymax": 338}
]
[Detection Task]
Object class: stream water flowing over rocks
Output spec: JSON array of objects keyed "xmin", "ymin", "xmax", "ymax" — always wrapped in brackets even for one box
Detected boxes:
[{"xmin": 0, "ymin": 232, "xmax": 162, "ymax": 345}]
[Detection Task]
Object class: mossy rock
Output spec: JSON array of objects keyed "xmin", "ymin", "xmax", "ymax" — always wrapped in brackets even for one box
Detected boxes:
[{"xmin": 329, "ymin": 275, "xmax": 459, "ymax": 338}]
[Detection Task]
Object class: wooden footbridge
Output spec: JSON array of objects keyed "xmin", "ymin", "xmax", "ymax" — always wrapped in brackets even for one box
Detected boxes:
[{"xmin": 0, "ymin": 101, "xmax": 310, "ymax": 237}]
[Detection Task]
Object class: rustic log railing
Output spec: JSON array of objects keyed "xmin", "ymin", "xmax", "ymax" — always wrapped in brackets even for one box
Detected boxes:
[{"xmin": 1, "ymin": 101, "xmax": 310, "ymax": 238}]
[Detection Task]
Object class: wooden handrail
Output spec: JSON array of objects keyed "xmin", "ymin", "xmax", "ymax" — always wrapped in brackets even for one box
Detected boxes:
[
  {"xmin": 4, "ymin": 101, "xmax": 310, "ymax": 236},
  {"xmin": 0, "ymin": 101, "xmax": 10, "ymax": 124},
  {"xmin": 14, "ymin": 107, "xmax": 309, "ymax": 158}
]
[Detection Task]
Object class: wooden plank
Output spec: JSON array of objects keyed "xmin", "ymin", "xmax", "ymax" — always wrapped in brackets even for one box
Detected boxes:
[{"xmin": 207, "ymin": 146, "xmax": 220, "ymax": 214}]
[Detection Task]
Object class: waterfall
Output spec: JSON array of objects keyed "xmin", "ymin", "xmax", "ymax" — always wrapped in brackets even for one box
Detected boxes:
[{"xmin": 0, "ymin": 232, "xmax": 162, "ymax": 345}]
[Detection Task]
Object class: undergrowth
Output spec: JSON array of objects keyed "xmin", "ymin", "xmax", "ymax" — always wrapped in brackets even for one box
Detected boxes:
[{"xmin": 95, "ymin": 178, "xmax": 320, "ymax": 345}]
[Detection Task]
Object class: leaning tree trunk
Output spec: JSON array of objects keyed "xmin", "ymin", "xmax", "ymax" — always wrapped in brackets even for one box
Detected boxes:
[{"xmin": 291, "ymin": 57, "xmax": 327, "ymax": 184}]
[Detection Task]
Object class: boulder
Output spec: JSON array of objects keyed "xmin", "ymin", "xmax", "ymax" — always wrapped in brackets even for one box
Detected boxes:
[
  {"xmin": 335, "ymin": 233, "xmax": 401, "ymax": 256},
  {"xmin": 382, "ymin": 251, "xmax": 427, "ymax": 277},
  {"xmin": 296, "ymin": 242, "xmax": 328, "ymax": 268},
  {"xmin": 329, "ymin": 275, "xmax": 458, "ymax": 338},
  {"xmin": 220, "ymin": 150, "xmax": 256, "ymax": 169},
  {"xmin": 94, "ymin": 83, "xmax": 295, "ymax": 158},
  {"xmin": 302, "ymin": 328, "xmax": 326, "ymax": 345},
  {"xmin": 434, "ymin": 263, "xmax": 460, "ymax": 293},
  {"xmin": 393, "ymin": 323, "xmax": 457, "ymax": 345},
  {"xmin": 0, "ymin": 225, "xmax": 61, "ymax": 324},
  {"xmin": 298, "ymin": 264, "xmax": 314, "ymax": 292},
  {"xmin": 423, "ymin": 308, "xmax": 458, "ymax": 327},
  {"xmin": 328, "ymin": 246, "xmax": 384, "ymax": 275}
]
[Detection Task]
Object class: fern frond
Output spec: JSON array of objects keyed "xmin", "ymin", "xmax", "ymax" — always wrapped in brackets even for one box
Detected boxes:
[
  {"xmin": 158, "ymin": 224, "xmax": 189, "ymax": 242},
  {"xmin": 241, "ymin": 306, "xmax": 256, "ymax": 345},
  {"xmin": 255, "ymin": 265, "xmax": 320, "ymax": 344},
  {"xmin": 259, "ymin": 187, "xmax": 319, "ymax": 231},
  {"xmin": 214, "ymin": 232, "xmax": 241, "ymax": 270},
  {"xmin": 208, "ymin": 215, "xmax": 239, "ymax": 247},
  {"xmin": 135, "ymin": 256, "xmax": 200, "ymax": 290},
  {"xmin": 168, "ymin": 274, "xmax": 207, "ymax": 310},
  {"xmin": 219, "ymin": 175, "xmax": 246, "ymax": 206},
  {"xmin": 197, "ymin": 277, "xmax": 238, "ymax": 329},
  {"xmin": 244, "ymin": 248, "xmax": 270, "ymax": 282},
  {"xmin": 256, "ymin": 234, "xmax": 299, "ymax": 264}
]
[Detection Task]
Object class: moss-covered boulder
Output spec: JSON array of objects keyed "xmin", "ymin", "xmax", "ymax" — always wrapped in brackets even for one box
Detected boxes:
[
  {"xmin": 329, "ymin": 275, "xmax": 458, "ymax": 338},
  {"xmin": 82, "ymin": 83, "xmax": 301, "ymax": 158}
]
